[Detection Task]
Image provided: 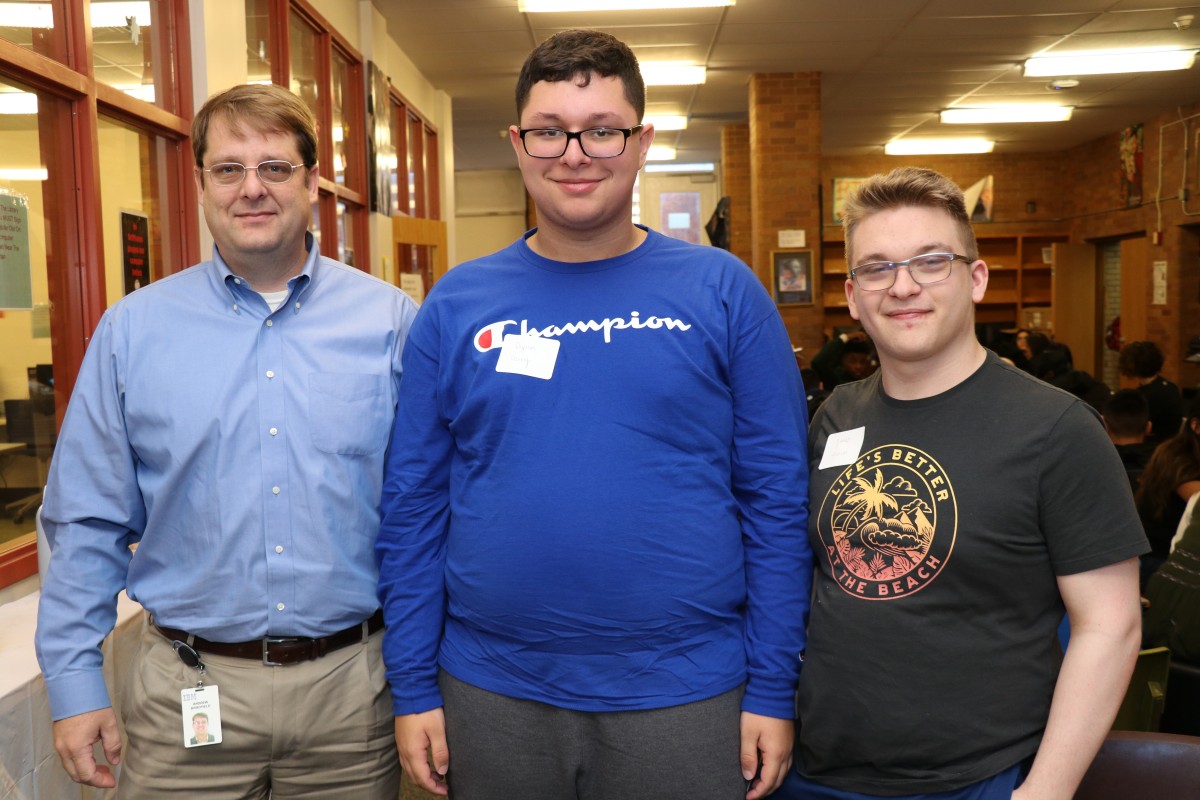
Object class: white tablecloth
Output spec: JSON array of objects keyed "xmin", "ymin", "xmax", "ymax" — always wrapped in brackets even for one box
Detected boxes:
[{"xmin": 0, "ymin": 591, "xmax": 142, "ymax": 800}]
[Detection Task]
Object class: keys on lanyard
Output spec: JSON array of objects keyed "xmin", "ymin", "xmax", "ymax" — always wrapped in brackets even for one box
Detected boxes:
[{"xmin": 172, "ymin": 639, "xmax": 207, "ymax": 687}]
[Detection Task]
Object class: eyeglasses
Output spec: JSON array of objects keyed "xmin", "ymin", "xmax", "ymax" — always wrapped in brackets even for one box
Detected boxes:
[
  {"xmin": 202, "ymin": 160, "xmax": 307, "ymax": 186},
  {"xmin": 518, "ymin": 125, "xmax": 644, "ymax": 159},
  {"xmin": 850, "ymin": 252, "xmax": 972, "ymax": 291}
]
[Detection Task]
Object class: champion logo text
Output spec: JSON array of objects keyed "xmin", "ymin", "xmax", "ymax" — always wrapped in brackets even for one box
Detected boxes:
[{"xmin": 474, "ymin": 312, "xmax": 693, "ymax": 353}]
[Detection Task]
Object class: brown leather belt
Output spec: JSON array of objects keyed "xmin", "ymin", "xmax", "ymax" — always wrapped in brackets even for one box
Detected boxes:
[{"xmin": 155, "ymin": 609, "xmax": 384, "ymax": 666}]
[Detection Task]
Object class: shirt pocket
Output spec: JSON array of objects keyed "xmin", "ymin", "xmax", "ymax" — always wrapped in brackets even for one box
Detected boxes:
[{"xmin": 309, "ymin": 372, "xmax": 389, "ymax": 455}]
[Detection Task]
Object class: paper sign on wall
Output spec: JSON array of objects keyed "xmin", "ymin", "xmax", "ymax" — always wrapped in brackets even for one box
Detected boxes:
[
  {"xmin": 777, "ymin": 229, "xmax": 806, "ymax": 248},
  {"xmin": 0, "ymin": 188, "xmax": 33, "ymax": 310},
  {"xmin": 1152, "ymin": 260, "xmax": 1167, "ymax": 305}
]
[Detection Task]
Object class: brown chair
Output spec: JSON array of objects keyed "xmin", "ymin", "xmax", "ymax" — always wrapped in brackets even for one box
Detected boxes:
[
  {"xmin": 1111, "ymin": 646, "xmax": 1170, "ymax": 732},
  {"xmin": 1074, "ymin": 731, "xmax": 1200, "ymax": 799}
]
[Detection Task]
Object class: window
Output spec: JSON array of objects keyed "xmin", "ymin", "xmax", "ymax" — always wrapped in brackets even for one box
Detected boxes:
[
  {"xmin": 250, "ymin": 0, "xmax": 367, "ymax": 270},
  {"xmin": 0, "ymin": 0, "xmax": 195, "ymax": 588},
  {"xmin": 389, "ymin": 93, "xmax": 440, "ymax": 293}
]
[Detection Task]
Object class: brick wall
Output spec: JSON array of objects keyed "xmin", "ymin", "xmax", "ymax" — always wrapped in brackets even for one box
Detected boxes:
[
  {"xmin": 749, "ymin": 73, "xmax": 823, "ymax": 353},
  {"xmin": 720, "ymin": 123, "xmax": 752, "ymax": 266}
]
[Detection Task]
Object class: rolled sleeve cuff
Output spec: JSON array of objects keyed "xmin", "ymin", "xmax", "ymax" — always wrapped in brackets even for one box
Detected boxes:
[
  {"xmin": 741, "ymin": 675, "xmax": 799, "ymax": 720},
  {"xmin": 44, "ymin": 671, "xmax": 113, "ymax": 722}
]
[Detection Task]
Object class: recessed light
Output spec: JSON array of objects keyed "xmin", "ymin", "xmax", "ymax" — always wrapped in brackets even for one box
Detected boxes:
[{"xmin": 1047, "ymin": 79, "xmax": 1080, "ymax": 91}]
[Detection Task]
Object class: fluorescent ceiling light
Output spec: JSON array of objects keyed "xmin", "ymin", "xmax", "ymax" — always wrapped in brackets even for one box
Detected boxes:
[
  {"xmin": 940, "ymin": 105, "xmax": 1073, "ymax": 124},
  {"xmin": 645, "ymin": 161, "xmax": 715, "ymax": 173},
  {"xmin": 885, "ymin": 138, "xmax": 994, "ymax": 156},
  {"xmin": 644, "ymin": 114, "xmax": 688, "ymax": 131},
  {"xmin": 0, "ymin": 168, "xmax": 48, "ymax": 181},
  {"xmin": 0, "ymin": 1, "xmax": 151, "ymax": 28},
  {"xmin": 520, "ymin": 0, "xmax": 733, "ymax": 11},
  {"xmin": 647, "ymin": 145, "xmax": 677, "ymax": 161},
  {"xmin": 1024, "ymin": 48, "xmax": 1197, "ymax": 77},
  {"xmin": 641, "ymin": 63, "xmax": 706, "ymax": 86},
  {"xmin": 0, "ymin": 2, "xmax": 52, "ymax": 27},
  {"xmin": 91, "ymin": 1, "xmax": 152, "ymax": 27},
  {"xmin": 0, "ymin": 92, "xmax": 37, "ymax": 114}
]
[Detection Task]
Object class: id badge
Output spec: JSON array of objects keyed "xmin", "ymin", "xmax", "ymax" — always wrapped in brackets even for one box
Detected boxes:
[{"xmin": 181, "ymin": 685, "xmax": 223, "ymax": 747}]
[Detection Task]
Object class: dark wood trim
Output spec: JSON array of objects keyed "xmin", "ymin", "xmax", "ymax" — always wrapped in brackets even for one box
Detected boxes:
[{"xmin": 0, "ymin": 538, "xmax": 37, "ymax": 589}]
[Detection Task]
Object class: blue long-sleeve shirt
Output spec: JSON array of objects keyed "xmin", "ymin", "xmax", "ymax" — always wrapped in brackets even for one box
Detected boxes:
[
  {"xmin": 36, "ymin": 236, "xmax": 418, "ymax": 721},
  {"xmin": 377, "ymin": 228, "xmax": 811, "ymax": 719}
]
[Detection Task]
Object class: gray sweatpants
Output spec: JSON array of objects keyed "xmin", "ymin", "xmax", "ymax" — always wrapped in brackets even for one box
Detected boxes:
[{"xmin": 439, "ymin": 671, "xmax": 747, "ymax": 800}]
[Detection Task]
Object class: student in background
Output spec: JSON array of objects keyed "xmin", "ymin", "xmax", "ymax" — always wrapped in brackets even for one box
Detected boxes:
[
  {"xmin": 1120, "ymin": 340, "xmax": 1184, "ymax": 442},
  {"xmin": 1102, "ymin": 388, "xmax": 1157, "ymax": 491},
  {"xmin": 1135, "ymin": 393, "xmax": 1200, "ymax": 587}
]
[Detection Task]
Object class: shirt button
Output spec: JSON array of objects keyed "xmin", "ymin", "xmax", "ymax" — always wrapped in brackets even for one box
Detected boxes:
[
  {"xmin": 266, "ymin": 370, "xmax": 275, "ymax": 379},
  {"xmin": 265, "ymin": 320, "xmax": 273, "ymax": 327},
  {"xmin": 234, "ymin": 278, "xmax": 242, "ymax": 285},
  {"xmin": 275, "ymin": 545, "xmax": 284, "ymax": 554},
  {"xmin": 232, "ymin": 303, "xmax": 239, "ymax": 312},
  {"xmin": 295, "ymin": 302, "xmax": 302, "ymax": 309},
  {"xmin": 276, "ymin": 602, "xmax": 285, "ymax": 611},
  {"xmin": 269, "ymin": 427, "xmax": 278, "ymax": 436},
  {"xmin": 272, "ymin": 486, "xmax": 281, "ymax": 495}
]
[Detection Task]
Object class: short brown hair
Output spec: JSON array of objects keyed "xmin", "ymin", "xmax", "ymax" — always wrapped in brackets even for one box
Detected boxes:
[
  {"xmin": 841, "ymin": 167, "xmax": 978, "ymax": 268},
  {"xmin": 192, "ymin": 84, "xmax": 318, "ymax": 176},
  {"xmin": 515, "ymin": 29, "xmax": 645, "ymax": 120}
]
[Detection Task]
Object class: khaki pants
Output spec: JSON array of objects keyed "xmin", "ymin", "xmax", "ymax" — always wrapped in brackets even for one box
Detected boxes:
[{"xmin": 117, "ymin": 618, "xmax": 399, "ymax": 799}]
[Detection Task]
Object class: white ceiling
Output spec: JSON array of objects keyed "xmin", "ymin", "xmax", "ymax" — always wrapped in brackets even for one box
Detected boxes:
[{"xmin": 370, "ymin": 0, "xmax": 1200, "ymax": 172}]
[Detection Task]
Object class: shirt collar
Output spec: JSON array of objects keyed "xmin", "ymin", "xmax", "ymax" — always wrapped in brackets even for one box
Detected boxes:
[{"xmin": 213, "ymin": 231, "xmax": 318, "ymax": 304}]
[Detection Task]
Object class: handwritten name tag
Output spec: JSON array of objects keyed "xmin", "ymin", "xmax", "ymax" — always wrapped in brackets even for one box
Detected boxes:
[
  {"xmin": 819, "ymin": 427, "xmax": 865, "ymax": 470},
  {"xmin": 495, "ymin": 334, "xmax": 560, "ymax": 380}
]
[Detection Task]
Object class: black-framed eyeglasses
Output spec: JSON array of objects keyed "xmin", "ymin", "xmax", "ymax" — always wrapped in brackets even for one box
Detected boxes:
[
  {"xmin": 518, "ymin": 125, "xmax": 644, "ymax": 159},
  {"xmin": 850, "ymin": 252, "xmax": 973, "ymax": 291},
  {"xmin": 203, "ymin": 160, "xmax": 307, "ymax": 186}
]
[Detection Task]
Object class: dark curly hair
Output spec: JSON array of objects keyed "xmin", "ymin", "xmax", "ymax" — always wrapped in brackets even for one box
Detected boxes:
[
  {"xmin": 1119, "ymin": 341, "xmax": 1165, "ymax": 379},
  {"xmin": 515, "ymin": 29, "xmax": 645, "ymax": 120}
]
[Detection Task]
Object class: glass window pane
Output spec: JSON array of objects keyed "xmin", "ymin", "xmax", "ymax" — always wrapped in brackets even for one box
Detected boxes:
[
  {"xmin": 0, "ymin": 0, "xmax": 67, "ymax": 62},
  {"xmin": 289, "ymin": 11, "xmax": 319, "ymax": 125},
  {"xmin": 245, "ymin": 0, "xmax": 272, "ymax": 84},
  {"xmin": 310, "ymin": 200, "xmax": 321, "ymax": 250},
  {"xmin": 391, "ymin": 101, "xmax": 407, "ymax": 216},
  {"xmin": 407, "ymin": 113, "xmax": 423, "ymax": 217},
  {"xmin": 90, "ymin": 0, "xmax": 161, "ymax": 105},
  {"xmin": 336, "ymin": 201, "xmax": 355, "ymax": 267},
  {"xmin": 0, "ymin": 78, "xmax": 65, "ymax": 547},
  {"xmin": 424, "ymin": 127, "xmax": 439, "ymax": 220},
  {"xmin": 97, "ymin": 116, "xmax": 173, "ymax": 302},
  {"xmin": 331, "ymin": 52, "xmax": 351, "ymax": 187}
]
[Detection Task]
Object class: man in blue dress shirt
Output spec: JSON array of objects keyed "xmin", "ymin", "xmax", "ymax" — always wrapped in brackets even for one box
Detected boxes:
[{"xmin": 35, "ymin": 83, "xmax": 417, "ymax": 798}]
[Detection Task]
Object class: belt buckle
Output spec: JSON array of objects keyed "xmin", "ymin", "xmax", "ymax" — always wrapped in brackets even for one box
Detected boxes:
[{"xmin": 262, "ymin": 636, "xmax": 302, "ymax": 666}]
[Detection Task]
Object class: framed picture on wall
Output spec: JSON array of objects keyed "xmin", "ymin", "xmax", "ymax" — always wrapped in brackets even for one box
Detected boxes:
[{"xmin": 772, "ymin": 250, "xmax": 814, "ymax": 306}]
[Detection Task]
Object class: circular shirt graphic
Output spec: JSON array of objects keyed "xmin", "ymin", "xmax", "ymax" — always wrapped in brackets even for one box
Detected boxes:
[{"xmin": 816, "ymin": 444, "xmax": 957, "ymax": 600}]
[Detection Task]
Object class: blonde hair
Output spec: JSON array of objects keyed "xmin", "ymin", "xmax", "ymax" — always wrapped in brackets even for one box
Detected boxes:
[{"xmin": 841, "ymin": 167, "xmax": 977, "ymax": 268}]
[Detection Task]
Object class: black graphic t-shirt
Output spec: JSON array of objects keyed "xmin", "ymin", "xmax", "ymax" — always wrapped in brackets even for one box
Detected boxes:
[{"xmin": 797, "ymin": 353, "xmax": 1148, "ymax": 795}]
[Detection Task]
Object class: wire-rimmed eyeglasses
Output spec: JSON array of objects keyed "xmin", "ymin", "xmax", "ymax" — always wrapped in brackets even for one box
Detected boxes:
[
  {"xmin": 849, "ymin": 252, "xmax": 973, "ymax": 291},
  {"xmin": 518, "ymin": 125, "xmax": 644, "ymax": 159},
  {"xmin": 202, "ymin": 160, "xmax": 308, "ymax": 186}
]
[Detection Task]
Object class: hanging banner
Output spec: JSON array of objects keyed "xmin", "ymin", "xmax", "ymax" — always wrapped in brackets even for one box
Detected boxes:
[{"xmin": 0, "ymin": 188, "xmax": 33, "ymax": 309}]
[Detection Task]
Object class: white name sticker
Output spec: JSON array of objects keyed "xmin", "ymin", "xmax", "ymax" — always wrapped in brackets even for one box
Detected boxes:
[
  {"xmin": 819, "ymin": 427, "xmax": 865, "ymax": 470},
  {"xmin": 495, "ymin": 334, "xmax": 560, "ymax": 380}
]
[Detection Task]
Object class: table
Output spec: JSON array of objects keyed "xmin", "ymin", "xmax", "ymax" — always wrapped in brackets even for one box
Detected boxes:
[{"xmin": 0, "ymin": 591, "xmax": 141, "ymax": 799}]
